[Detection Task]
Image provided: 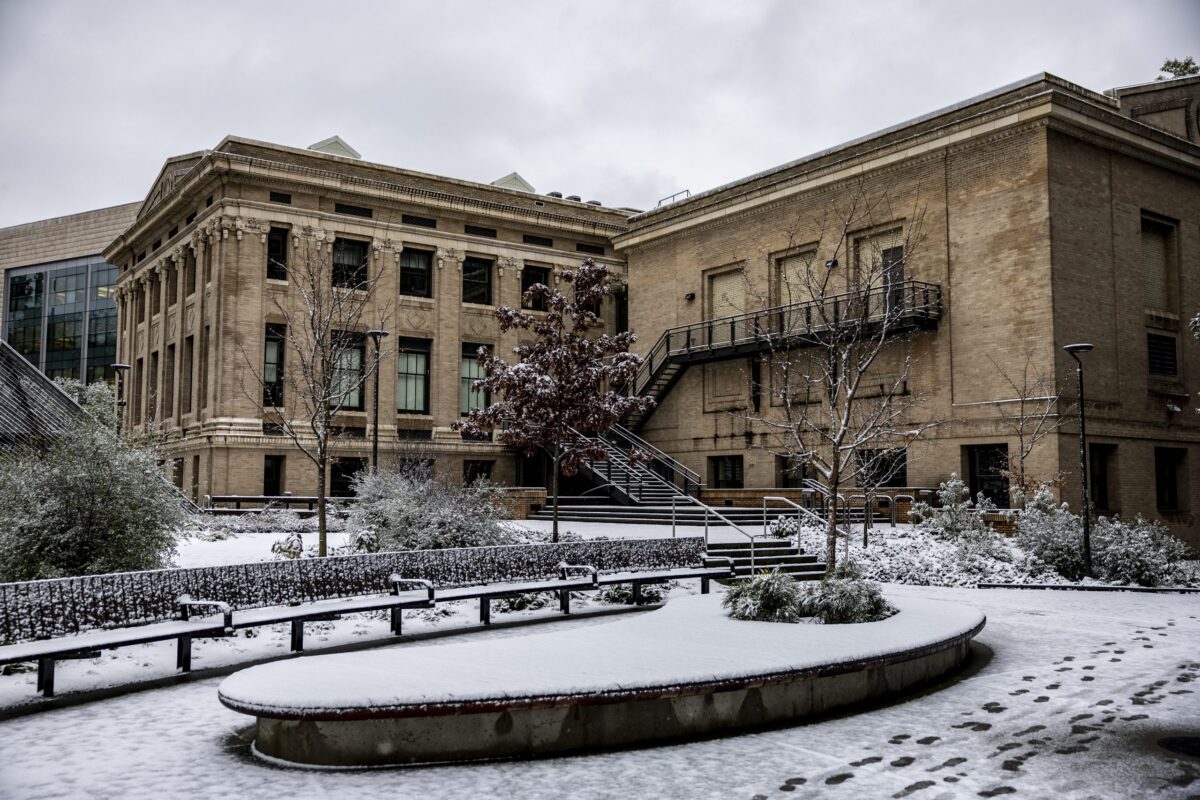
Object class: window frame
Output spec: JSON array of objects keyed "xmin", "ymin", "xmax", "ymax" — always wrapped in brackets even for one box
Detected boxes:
[
  {"xmin": 461, "ymin": 256, "xmax": 493, "ymax": 306},
  {"xmin": 266, "ymin": 227, "xmax": 289, "ymax": 281},
  {"xmin": 396, "ymin": 337, "xmax": 432, "ymax": 414},
  {"xmin": 330, "ymin": 331, "xmax": 366, "ymax": 411},
  {"xmin": 399, "ymin": 248, "xmax": 434, "ymax": 298},
  {"xmin": 263, "ymin": 323, "xmax": 286, "ymax": 407},
  {"xmin": 460, "ymin": 342, "xmax": 490, "ymax": 415},
  {"xmin": 331, "ymin": 237, "xmax": 369, "ymax": 290},
  {"xmin": 521, "ymin": 264, "xmax": 551, "ymax": 311}
]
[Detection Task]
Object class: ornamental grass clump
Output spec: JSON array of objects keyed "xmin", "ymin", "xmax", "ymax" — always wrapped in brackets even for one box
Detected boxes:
[
  {"xmin": 723, "ymin": 569, "xmax": 803, "ymax": 623},
  {"xmin": 796, "ymin": 561, "xmax": 897, "ymax": 624}
]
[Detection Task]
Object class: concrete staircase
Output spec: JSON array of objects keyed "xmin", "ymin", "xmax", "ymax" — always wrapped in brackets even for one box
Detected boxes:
[{"xmin": 704, "ymin": 540, "xmax": 827, "ymax": 580}]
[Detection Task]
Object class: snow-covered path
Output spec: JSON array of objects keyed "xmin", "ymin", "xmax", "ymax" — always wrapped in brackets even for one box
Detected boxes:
[{"xmin": 1, "ymin": 585, "xmax": 1196, "ymax": 799}]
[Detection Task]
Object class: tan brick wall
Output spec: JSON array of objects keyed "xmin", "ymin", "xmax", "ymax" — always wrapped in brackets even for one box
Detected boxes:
[{"xmin": 112, "ymin": 144, "xmax": 626, "ymax": 498}]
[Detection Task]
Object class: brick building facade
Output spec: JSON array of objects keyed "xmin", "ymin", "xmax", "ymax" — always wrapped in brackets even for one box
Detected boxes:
[
  {"xmin": 613, "ymin": 73, "xmax": 1200, "ymax": 547},
  {"xmin": 101, "ymin": 136, "xmax": 629, "ymax": 502}
]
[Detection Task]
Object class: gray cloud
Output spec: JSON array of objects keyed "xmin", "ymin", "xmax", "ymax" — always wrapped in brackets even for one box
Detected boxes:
[{"xmin": 1, "ymin": 0, "xmax": 1197, "ymax": 226}]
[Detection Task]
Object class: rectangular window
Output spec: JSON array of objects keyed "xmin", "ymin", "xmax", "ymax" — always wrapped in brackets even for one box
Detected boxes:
[
  {"xmin": 185, "ymin": 211, "xmax": 196, "ymax": 224},
  {"xmin": 181, "ymin": 335, "xmax": 194, "ymax": 414},
  {"xmin": 163, "ymin": 344, "xmax": 175, "ymax": 419},
  {"xmin": 332, "ymin": 238, "xmax": 369, "ymax": 289},
  {"xmin": 964, "ymin": 443, "xmax": 1010, "ymax": 507},
  {"xmin": 1089, "ymin": 443, "xmax": 1117, "ymax": 513},
  {"xmin": 776, "ymin": 456, "xmax": 808, "ymax": 489},
  {"xmin": 264, "ymin": 455, "xmax": 285, "ymax": 496},
  {"xmin": 148, "ymin": 351, "xmax": 159, "ymax": 420},
  {"xmin": 264, "ymin": 324, "xmax": 286, "ymax": 406},
  {"xmin": 184, "ymin": 250, "xmax": 196, "ymax": 296},
  {"xmin": 463, "ymin": 460, "xmax": 494, "ymax": 485},
  {"xmin": 461, "ymin": 256, "xmax": 493, "ymax": 305},
  {"xmin": 857, "ymin": 448, "xmax": 908, "ymax": 488},
  {"xmin": 331, "ymin": 332, "xmax": 365, "ymax": 410},
  {"xmin": 334, "ymin": 202, "xmax": 373, "ymax": 218},
  {"xmin": 167, "ymin": 264, "xmax": 178, "ymax": 305},
  {"xmin": 399, "ymin": 248, "xmax": 433, "ymax": 298},
  {"xmin": 191, "ymin": 454, "xmax": 200, "ymax": 501},
  {"xmin": 576, "ymin": 243, "xmax": 605, "ymax": 256},
  {"xmin": 1141, "ymin": 216, "xmax": 1174, "ymax": 311},
  {"xmin": 1154, "ymin": 448, "xmax": 1186, "ymax": 512},
  {"xmin": 523, "ymin": 234, "xmax": 553, "ymax": 248},
  {"xmin": 396, "ymin": 337, "xmax": 431, "ymax": 414},
  {"xmin": 1148, "ymin": 333, "xmax": 1178, "ymax": 377},
  {"xmin": 203, "ymin": 242, "xmax": 212, "ymax": 284},
  {"xmin": 133, "ymin": 358, "xmax": 144, "ymax": 425},
  {"xmin": 149, "ymin": 275, "xmax": 161, "ymax": 317},
  {"xmin": 269, "ymin": 191, "xmax": 292, "ymax": 205},
  {"xmin": 199, "ymin": 325, "xmax": 209, "ymax": 410},
  {"xmin": 708, "ymin": 456, "xmax": 744, "ymax": 489},
  {"xmin": 460, "ymin": 343, "xmax": 489, "ymax": 414},
  {"xmin": 402, "ymin": 213, "xmax": 437, "ymax": 229},
  {"xmin": 521, "ymin": 265, "xmax": 551, "ymax": 311},
  {"xmin": 465, "ymin": 224, "xmax": 497, "ymax": 238},
  {"xmin": 267, "ymin": 227, "xmax": 289, "ymax": 280},
  {"xmin": 330, "ymin": 457, "xmax": 367, "ymax": 497}
]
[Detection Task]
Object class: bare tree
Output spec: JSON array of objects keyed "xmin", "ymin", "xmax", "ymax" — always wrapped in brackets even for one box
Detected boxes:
[
  {"xmin": 242, "ymin": 228, "xmax": 390, "ymax": 556},
  {"xmin": 453, "ymin": 261, "xmax": 653, "ymax": 541},
  {"xmin": 742, "ymin": 189, "xmax": 939, "ymax": 570},
  {"xmin": 986, "ymin": 351, "xmax": 1069, "ymax": 505}
]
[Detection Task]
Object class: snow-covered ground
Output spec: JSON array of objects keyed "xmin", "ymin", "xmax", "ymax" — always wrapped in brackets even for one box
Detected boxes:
[{"xmin": 2, "ymin": 584, "xmax": 1197, "ymax": 799}]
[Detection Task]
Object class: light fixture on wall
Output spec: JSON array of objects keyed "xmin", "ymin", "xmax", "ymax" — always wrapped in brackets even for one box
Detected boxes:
[
  {"xmin": 825, "ymin": 259, "xmax": 838, "ymax": 269},
  {"xmin": 684, "ymin": 292, "xmax": 696, "ymax": 302}
]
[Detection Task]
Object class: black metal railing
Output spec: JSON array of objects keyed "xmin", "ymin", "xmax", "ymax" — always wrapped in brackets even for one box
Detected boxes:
[{"xmin": 631, "ymin": 280, "xmax": 942, "ymax": 398}]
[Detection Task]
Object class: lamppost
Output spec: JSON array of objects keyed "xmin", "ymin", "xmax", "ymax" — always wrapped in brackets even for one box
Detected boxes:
[
  {"xmin": 366, "ymin": 329, "xmax": 389, "ymax": 472},
  {"xmin": 112, "ymin": 363, "xmax": 131, "ymax": 437},
  {"xmin": 1063, "ymin": 343, "xmax": 1094, "ymax": 577}
]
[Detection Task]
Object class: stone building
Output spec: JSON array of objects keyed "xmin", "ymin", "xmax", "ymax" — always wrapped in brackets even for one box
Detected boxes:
[
  {"xmin": 0, "ymin": 203, "xmax": 138, "ymax": 383},
  {"xmin": 613, "ymin": 73, "xmax": 1200, "ymax": 547},
  {"xmin": 102, "ymin": 136, "xmax": 629, "ymax": 501}
]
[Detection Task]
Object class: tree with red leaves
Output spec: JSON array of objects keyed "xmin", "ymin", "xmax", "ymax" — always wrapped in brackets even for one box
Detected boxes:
[{"xmin": 453, "ymin": 260, "xmax": 654, "ymax": 541}]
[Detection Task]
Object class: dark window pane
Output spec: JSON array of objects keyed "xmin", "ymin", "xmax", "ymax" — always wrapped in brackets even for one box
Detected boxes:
[
  {"xmin": 465, "ymin": 224, "xmax": 496, "ymax": 238},
  {"xmin": 264, "ymin": 324, "xmax": 286, "ymax": 406},
  {"xmin": 1148, "ymin": 333, "xmax": 1177, "ymax": 376},
  {"xmin": 269, "ymin": 191, "xmax": 292, "ymax": 205},
  {"xmin": 521, "ymin": 265, "xmax": 550, "ymax": 311},
  {"xmin": 523, "ymin": 234, "xmax": 553, "ymax": 247},
  {"xmin": 576, "ymin": 243, "xmax": 605, "ymax": 255},
  {"xmin": 462, "ymin": 257, "xmax": 492, "ymax": 305},
  {"xmin": 400, "ymin": 249, "xmax": 433, "ymax": 298},
  {"xmin": 334, "ymin": 202, "xmax": 373, "ymax": 218},
  {"xmin": 267, "ymin": 228, "xmax": 289, "ymax": 280},
  {"xmin": 332, "ymin": 238, "xmax": 369, "ymax": 289},
  {"xmin": 402, "ymin": 214, "xmax": 437, "ymax": 228}
]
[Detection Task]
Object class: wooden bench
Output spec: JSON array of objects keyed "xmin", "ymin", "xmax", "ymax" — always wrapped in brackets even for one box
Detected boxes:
[{"xmin": 0, "ymin": 537, "xmax": 723, "ymax": 697}]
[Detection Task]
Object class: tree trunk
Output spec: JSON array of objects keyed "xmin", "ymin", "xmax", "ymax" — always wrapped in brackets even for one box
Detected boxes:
[
  {"xmin": 551, "ymin": 439, "xmax": 561, "ymax": 544},
  {"xmin": 825, "ymin": 461, "xmax": 840, "ymax": 572},
  {"xmin": 317, "ymin": 455, "xmax": 327, "ymax": 557}
]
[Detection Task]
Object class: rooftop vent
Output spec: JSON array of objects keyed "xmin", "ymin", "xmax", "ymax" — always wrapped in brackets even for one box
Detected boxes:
[
  {"xmin": 307, "ymin": 135, "xmax": 361, "ymax": 159},
  {"xmin": 586, "ymin": 200, "xmax": 602, "ymax": 206},
  {"xmin": 547, "ymin": 191, "xmax": 563, "ymax": 198},
  {"xmin": 566, "ymin": 195, "xmax": 582, "ymax": 202}
]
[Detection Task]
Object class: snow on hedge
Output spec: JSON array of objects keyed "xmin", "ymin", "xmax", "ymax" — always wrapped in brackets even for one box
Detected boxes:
[
  {"xmin": 0, "ymin": 537, "xmax": 706, "ymax": 643},
  {"xmin": 218, "ymin": 593, "xmax": 984, "ymax": 717}
]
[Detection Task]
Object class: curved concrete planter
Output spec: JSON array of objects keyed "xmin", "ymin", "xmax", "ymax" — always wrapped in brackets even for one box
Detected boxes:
[{"xmin": 221, "ymin": 595, "xmax": 984, "ymax": 767}]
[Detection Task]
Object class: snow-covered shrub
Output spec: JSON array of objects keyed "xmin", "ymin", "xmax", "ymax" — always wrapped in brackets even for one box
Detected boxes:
[
  {"xmin": 1015, "ymin": 487, "xmax": 1084, "ymax": 579},
  {"xmin": 270, "ymin": 531, "xmax": 305, "ymax": 560},
  {"xmin": 1093, "ymin": 516, "xmax": 1192, "ymax": 587},
  {"xmin": 723, "ymin": 569, "xmax": 803, "ymax": 623},
  {"xmin": 595, "ymin": 581, "xmax": 667, "ymax": 605},
  {"xmin": 1017, "ymin": 488, "xmax": 1193, "ymax": 586},
  {"xmin": 911, "ymin": 474, "xmax": 1010, "ymax": 567},
  {"xmin": 768, "ymin": 515, "xmax": 797, "ymax": 539},
  {"xmin": 794, "ymin": 561, "xmax": 896, "ymax": 624},
  {"xmin": 0, "ymin": 380, "xmax": 182, "ymax": 580},
  {"xmin": 348, "ymin": 468, "xmax": 515, "ymax": 551},
  {"xmin": 494, "ymin": 591, "xmax": 559, "ymax": 613},
  {"xmin": 185, "ymin": 508, "xmax": 342, "ymax": 540}
]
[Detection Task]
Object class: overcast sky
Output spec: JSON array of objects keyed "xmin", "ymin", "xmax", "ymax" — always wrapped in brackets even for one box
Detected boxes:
[{"xmin": 0, "ymin": 0, "xmax": 1196, "ymax": 228}]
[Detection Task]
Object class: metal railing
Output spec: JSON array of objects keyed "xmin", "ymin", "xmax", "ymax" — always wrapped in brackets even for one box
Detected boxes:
[
  {"xmin": 606, "ymin": 423, "xmax": 703, "ymax": 496},
  {"xmin": 630, "ymin": 280, "xmax": 942, "ymax": 398},
  {"xmin": 761, "ymin": 496, "xmax": 846, "ymax": 553}
]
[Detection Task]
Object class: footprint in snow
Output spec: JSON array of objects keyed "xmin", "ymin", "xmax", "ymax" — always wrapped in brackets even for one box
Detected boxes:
[
  {"xmin": 892, "ymin": 780, "xmax": 936, "ymax": 797},
  {"xmin": 891, "ymin": 757, "xmax": 916, "ymax": 768}
]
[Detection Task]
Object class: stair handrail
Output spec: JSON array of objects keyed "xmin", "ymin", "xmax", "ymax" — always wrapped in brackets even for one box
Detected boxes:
[
  {"xmin": 628, "ymin": 280, "xmax": 942, "ymax": 398},
  {"xmin": 586, "ymin": 432, "xmax": 679, "ymax": 503},
  {"xmin": 761, "ymin": 495, "xmax": 846, "ymax": 553},
  {"xmin": 679, "ymin": 494, "xmax": 763, "ymax": 572},
  {"xmin": 557, "ymin": 428, "xmax": 639, "ymax": 506},
  {"xmin": 605, "ymin": 423, "xmax": 703, "ymax": 495}
]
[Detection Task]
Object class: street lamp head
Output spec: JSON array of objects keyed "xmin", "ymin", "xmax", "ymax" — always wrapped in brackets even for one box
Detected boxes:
[
  {"xmin": 111, "ymin": 363, "xmax": 131, "ymax": 372},
  {"xmin": 366, "ymin": 329, "xmax": 390, "ymax": 342},
  {"xmin": 1063, "ymin": 343, "xmax": 1094, "ymax": 355}
]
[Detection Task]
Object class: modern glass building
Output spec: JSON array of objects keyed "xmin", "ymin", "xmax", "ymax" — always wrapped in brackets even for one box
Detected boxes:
[
  {"xmin": 0, "ymin": 203, "xmax": 138, "ymax": 384},
  {"xmin": 5, "ymin": 258, "xmax": 118, "ymax": 382}
]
